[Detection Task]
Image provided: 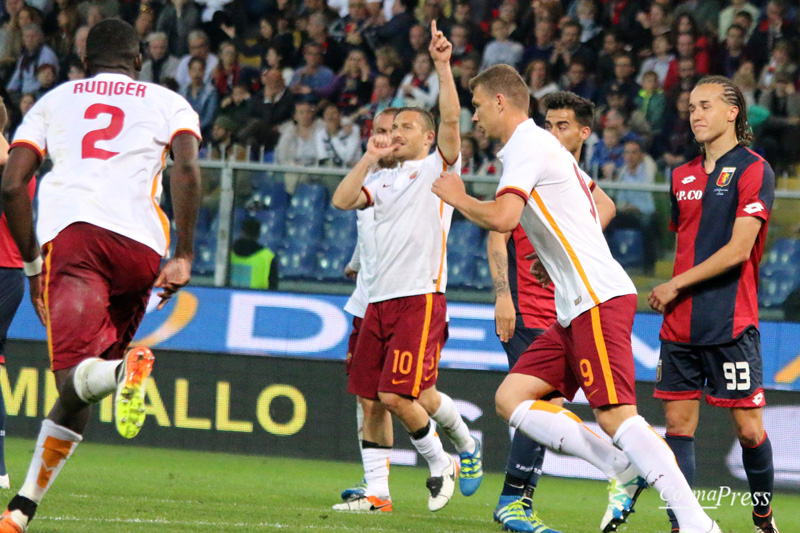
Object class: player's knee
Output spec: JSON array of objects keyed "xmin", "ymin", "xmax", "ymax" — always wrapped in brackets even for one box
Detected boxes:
[
  {"xmin": 735, "ymin": 423, "xmax": 765, "ymax": 448},
  {"xmin": 494, "ymin": 387, "xmax": 515, "ymax": 422},
  {"xmin": 377, "ymin": 391, "xmax": 407, "ymax": 414},
  {"xmin": 663, "ymin": 406, "xmax": 697, "ymax": 436}
]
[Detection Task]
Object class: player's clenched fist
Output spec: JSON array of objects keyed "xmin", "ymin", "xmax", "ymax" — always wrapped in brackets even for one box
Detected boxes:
[
  {"xmin": 648, "ymin": 280, "xmax": 679, "ymax": 314},
  {"xmin": 366, "ymin": 132, "xmax": 397, "ymax": 161},
  {"xmin": 429, "ymin": 20, "xmax": 452, "ymax": 64},
  {"xmin": 432, "ymin": 171, "xmax": 465, "ymax": 205}
]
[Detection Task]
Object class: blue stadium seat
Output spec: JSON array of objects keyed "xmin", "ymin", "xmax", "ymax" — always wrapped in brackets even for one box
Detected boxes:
[
  {"xmin": 254, "ymin": 181, "xmax": 289, "ymax": 211},
  {"xmin": 285, "ymin": 211, "xmax": 324, "ymax": 245},
  {"xmin": 196, "ymin": 206, "xmax": 215, "ymax": 233},
  {"xmin": 192, "ymin": 237, "xmax": 217, "ymax": 276},
  {"xmin": 278, "ymin": 243, "xmax": 318, "ymax": 280},
  {"xmin": 253, "ymin": 209, "xmax": 286, "ymax": 249},
  {"xmin": 316, "ymin": 246, "xmax": 354, "ymax": 282},
  {"xmin": 448, "ymin": 220, "xmax": 484, "ymax": 254},
  {"xmin": 607, "ymin": 229, "xmax": 645, "ymax": 269},
  {"xmin": 288, "ymin": 183, "xmax": 328, "ymax": 216},
  {"xmin": 323, "ymin": 208, "xmax": 357, "ymax": 248},
  {"xmin": 473, "ymin": 260, "xmax": 492, "ymax": 290},
  {"xmin": 765, "ymin": 238, "xmax": 800, "ymax": 269},
  {"xmin": 759, "ymin": 267, "xmax": 800, "ymax": 308},
  {"xmin": 448, "ymin": 252, "xmax": 477, "ymax": 288}
]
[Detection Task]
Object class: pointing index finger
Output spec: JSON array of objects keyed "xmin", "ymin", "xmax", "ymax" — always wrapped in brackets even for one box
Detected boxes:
[{"xmin": 431, "ymin": 20, "xmax": 437, "ymax": 36}]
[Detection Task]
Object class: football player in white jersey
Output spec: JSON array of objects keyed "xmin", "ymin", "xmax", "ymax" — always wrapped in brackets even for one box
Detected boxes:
[
  {"xmin": 335, "ymin": 108, "xmax": 480, "ymax": 513},
  {"xmin": 0, "ymin": 19, "xmax": 201, "ymax": 532},
  {"xmin": 432, "ymin": 65, "xmax": 721, "ymax": 533},
  {"xmin": 331, "ymin": 22, "xmax": 482, "ymax": 512}
]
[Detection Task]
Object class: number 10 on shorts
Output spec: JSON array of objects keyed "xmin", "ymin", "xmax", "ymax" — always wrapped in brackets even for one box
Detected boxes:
[{"xmin": 723, "ymin": 361, "xmax": 750, "ymax": 391}]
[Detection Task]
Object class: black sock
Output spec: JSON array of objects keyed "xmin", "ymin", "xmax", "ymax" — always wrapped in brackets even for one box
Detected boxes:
[
  {"xmin": 500, "ymin": 473, "xmax": 526, "ymax": 498},
  {"xmin": 408, "ymin": 421, "xmax": 431, "ymax": 441},
  {"xmin": 521, "ymin": 484, "xmax": 535, "ymax": 509},
  {"xmin": 8, "ymin": 495, "xmax": 37, "ymax": 520},
  {"xmin": 742, "ymin": 433, "xmax": 774, "ymax": 520},
  {"xmin": 665, "ymin": 434, "xmax": 695, "ymax": 530},
  {"xmin": 361, "ymin": 440, "xmax": 392, "ymax": 450}
]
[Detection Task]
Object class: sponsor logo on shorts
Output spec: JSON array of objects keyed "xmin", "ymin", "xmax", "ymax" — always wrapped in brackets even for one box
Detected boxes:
[
  {"xmin": 573, "ymin": 296, "xmax": 582, "ymax": 306},
  {"xmin": 656, "ymin": 359, "xmax": 662, "ymax": 383},
  {"xmin": 391, "ymin": 378, "xmax": 409, "ymax": 385},
  {"xmin": 752, "ymin": 392, "xmax": 764, "ymax": 405},
  {"xmin": 716, "ymin": 167, "xmax": 736, "ymax": 187},
  {"xmin": 743, "ymin": 202, "xmax": 764, "ymax": 215}
]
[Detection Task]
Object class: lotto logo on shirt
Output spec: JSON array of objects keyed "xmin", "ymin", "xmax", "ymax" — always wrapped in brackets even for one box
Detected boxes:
[{"xmin": 716, "ymin": 167, "xmax": 737, "ymax": 187}]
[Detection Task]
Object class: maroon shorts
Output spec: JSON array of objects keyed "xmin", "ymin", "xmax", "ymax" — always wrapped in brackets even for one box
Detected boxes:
[
  {"xmin": 42, "ymin": 223, "xmax": 161, "ymax": 371},
  {"xmin": 512, "ymin": 294, "xmax": 638, "ymax": 409},
  {"xmin": 345, "ymin": 316, "xmax": 363, "ymax": 375},
  {"xmin": 348, "ymin": 293, "xmax": 447, "ymax": 400}
]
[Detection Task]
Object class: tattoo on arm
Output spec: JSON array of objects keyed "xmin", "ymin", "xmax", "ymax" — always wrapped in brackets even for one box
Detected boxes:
[{"xmin": 490, "ymin": 251, "xmax": 510, "ymax": 296}]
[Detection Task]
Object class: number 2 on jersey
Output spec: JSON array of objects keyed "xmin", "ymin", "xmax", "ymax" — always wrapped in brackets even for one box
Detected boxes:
[
  {"xmin": 82, "ymin": 104, "xmax": 125, "ymax": 160},
  {"xmin": 573, "ymin": 163, "xmax": 597, "ymax": 222}
]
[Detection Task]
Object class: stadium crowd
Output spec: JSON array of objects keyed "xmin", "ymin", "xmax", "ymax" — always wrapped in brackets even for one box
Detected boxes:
[{"xmin": 0, "ymin": 0, "xmax": 799, "ymax": 181}]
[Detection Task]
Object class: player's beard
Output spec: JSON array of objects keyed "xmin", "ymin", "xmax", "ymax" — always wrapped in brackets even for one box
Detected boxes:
[{"xmin": 378, "ymin": 155, "xmax": 397, "ymax": 168}]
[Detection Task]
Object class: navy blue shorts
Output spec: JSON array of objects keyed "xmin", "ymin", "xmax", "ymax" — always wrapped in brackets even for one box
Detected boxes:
[
  {"xmin": 654, "ymin": 327, "xmax": 765, "ymax": 408},
  {"xmin": 0, "ymin": 267, "xmax": 25, "ymax": 363},
  {"xmin": 501, "ymin": 326, "xmax": 545, "ymax": 369}
]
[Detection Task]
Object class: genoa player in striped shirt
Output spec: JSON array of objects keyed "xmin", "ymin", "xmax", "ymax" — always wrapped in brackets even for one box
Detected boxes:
[{"xmin": 649, "ymin": 76, "xmax": 778, "ymax": 533}]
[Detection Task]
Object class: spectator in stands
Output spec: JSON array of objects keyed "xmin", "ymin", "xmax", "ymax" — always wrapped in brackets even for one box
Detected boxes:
[
  {"xmin": 176, "ymin": 29, "xmax": 219, "ymax": 89},
  {"xmin": 368, "ymin": 0, "xmax": 415, "ymax": 60},
  {"xmin": 460, "ymin": 133, "xmax": 482, "ymax": 175},
  {"xmin": 449, "ymin": 23, "xmax": 475, "ymax": 67},
  {"xmin": 299, "ymin": 0, "xmax": 340, "ymax": 26},
  {"xmin": 496, "ymin": 0, "xmax": 522, "ymax": 43},
  {"xmin": 49, "ymin": 2, "xmax": 80, "ymax": 61},
  {"xmin": 333, "ymin": 48, "xmax": 373, "ymax": 116},
  {"xmin": 223, "ymin": 17, "xmax": 282, "ymax": 64},
  {"xmin": 637, "ymin": 33, "xmax": 675, "ymax": 87},
  {"xmin": 748, "ymin": 0, "xmax": 797, "ymax": 72},
  {"xmin": 757, "ymin": 39, "xmax": 796, "ymax": 91},
  {"xmin": 454, "ymin": 54, "xmax": 478, "ymax": 129},
  {"xmin": 374, "ymin": 45, "xmax": 403, "ymax": 89},
  {"xmin": 135, "ymin": 6, "xmax": 156, "ymax": 44},
  {"xmin": 607, "ymin": 138, "xmax": 659, "ymax": 272},
  {"xmin": 230, "ymin": 217, "xmax": 278, "ymax": 290},
  {"xmin": 733, "ymin": 61, "xmax": 759, "ymax": 107},
  {"xmin": 393, "ymin": 51, "xmax": 438, "ymax": 109},
  {"xmin": 591, "ymin": 126, "xmax": 625, "ymax": 180},
  {"xmin": 180, "ymin": 56, "xmax": 218, "ymax": 136},
  {"xmin": 354, "ymin": 73, "xmax": 394, "ymax": 122},
  {"xmin": 574, "ymin": 0, "xmax": 602, "ymax": 46},
  {"xmin": 406, "ymin": 23, "xmax": 429, "ymax": 63},
  {"xmin": 666, "ymin": 57, "xmax": 700, "ymax": 101},
  {"xmin": 673, "ymin": 0, "xmax": 720, "ymax": 36},
  {"xmin": 276, "ymin": 100, "xmax": 323, "ymax": 193},
  {"xmin": 288, "ymin": 42, "xmax": 336, "ymax": 100},
  {"xmin": 156, "ymin": 0, "xmax": 200, "ymax": 57},
  {"xmin": 315, "ymin": 102, "xmax": 361, "ymax": 167},
  {"xmin": 83, "ymin": 3, "xmax": 108, "ymax": 29},
  {"xmin": 480, "ymin": 18, "xmax": 522, "ymax": 72},
  {"xmin": 33, "ymin": 63, "xmax": 57, "ymax": 98},
  {"xmin": 560, "ymin": 58, "xmax": 595, "ymax": 101},
  {"xmin": 218, "ymin": 81, "xmax": 252, "ymax": 129},
  {"xmin": 674, "ymin": 30, "xmax": 710, "ymax": 76},
  {"xmin": 658, "ymin": 90, "xmax": 699, "ymax": 168},
  {"xmin": 8, "ymin": 91, "xmax": 34, "ymax": 135},
  {"xmin": 6, "ymin": 24, "xmax": 59, "ymax": 97},
  {"xmin": 718, "ymin": 23, "xmax": 752, "ymax": 78},
  {"xmin": 208, "ymin": 115, "xmax": 247, "ymax": 160},
  {"xmin": 1, "ymin": 4, "xmax": 41, "ymax": 73},
  {"xmin": 329, "ymin": 0, "xmax": 369, "ymax": 54},
  {"xmin": 718, "ymin": 0, "xmax": 760, "ymax": 41},
  {"xmin": 635, "ymin": 2, "xmax": 674, "ymax": 54},
  {"xmin": 757, "ymin": 71, "xmax": 800, "ymax": 171},
  {"xmin": 525, "ymin": 58, "xmax": 558, "ymax": 101},
  {"xmin": 601, "ymin": 52, "xmax": 640, "ymax": 104},
  {"xmin": 58, "ymin": 24, "xmax": 87, "ymax": 81},
  {"xmin": 605, "ymin": 108, "xmax": 642, "ymax": 145},
  {"xmin": 213, "ymin": 40, "xmax": 256, "ymax": 99},
  {"xmin": 140, "ymin": 31, "xmax": 180, "ymax": 84},
  {"xmin": 451, "ymin": 0, "xmax": 485, "ymax": 53},
  {"xmin": 264, "ymin": 44, "xmax": 294, "ymax": 86},
  {"xmin": 549, "ymin": 19, "xmax": 594, "ymax": 80},
  {"xmin": 240, "ymin": 68, "xmax": 295, "ymax": 151},
  {"xmin": 595, "ymin": 28, "xmax": 624, "ymax": 85},
  {"xmin": 66, "ymin": 57, "xmax": 84, "ymax": 80},
  {"xmin": 635, "ymin": 70, "xmax": 667, "ymax": 135},
  {"xmin": 301, "ymin": 12, "xmax": 343, "ymax": 72}
]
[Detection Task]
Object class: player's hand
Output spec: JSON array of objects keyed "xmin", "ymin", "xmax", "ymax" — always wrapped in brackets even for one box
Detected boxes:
[
  {"xmin": 432, "ymin": 171, "xmax": 465, "ymax": 206},
  {"xmin": 429, "ymin": 21, "xmax": 452, "ymax": 64},
  {"xmin": 648, "ymin": 280, "xmax": 679, "ymax": 314},
  {"xmin": 526, "ymin": 252, "xmax": 552, "ymax": 287},
  {"xmin": 28, "ymin": 273, "xmax": 45, "ymax": 326},
  {"xmin": 495, "ymin": 294, "xmax": 516, "ymax": 343},
  {"xmin": 154, "ymin": 257, "xmax": 192, "ymax": 310},
  {"xmin": 345, "ymin": 265, "xmax": 358, "ymax": 281},
  {"xmin": 366, "ymin": 132, "xmax": 398, "ymax": 162}
]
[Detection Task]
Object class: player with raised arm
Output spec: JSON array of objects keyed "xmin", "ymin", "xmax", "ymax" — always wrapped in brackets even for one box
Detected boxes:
[
  {"xmin": 488, "ymin": 92, "xmax": 616, "ymax": 533},
  {"xmin": 332, "ymin": 22, "xmax": 482, "ymax": 512},
  {"xmin": 0, "ymin": 19, "xmax": 201, "ymax": 532},
  {"xmin": 432, "ymin": 65, "xmax": 721, "ymax": 533},
  {"xmin": 649, "ymin": 76, "xmax": 778, "ymax": 533},
  {"xmin": 336, "ymin": 107, "xmax": 480, "ymax": 512}
]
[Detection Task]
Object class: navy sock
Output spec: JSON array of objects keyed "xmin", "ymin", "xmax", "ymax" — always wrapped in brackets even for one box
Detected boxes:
[
  {"xmin": 665, "ymin": 434, "xmax": 695, "ymax": 530},
  {"xmin": 0, "ymin": 382, "xmax": 6, "ymax": 476},
  {"xmin": 742, "ymin": 433, "xmax": 774, "ymax": 519},
  {"xmin": 502, "ymin": 431, "xmax": 544, "ymax": 498}
]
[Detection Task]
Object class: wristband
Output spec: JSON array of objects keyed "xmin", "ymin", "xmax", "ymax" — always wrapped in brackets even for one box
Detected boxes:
[{"xmin": 23, "ymin": 256, "xmax": 43, "ymax": 276}]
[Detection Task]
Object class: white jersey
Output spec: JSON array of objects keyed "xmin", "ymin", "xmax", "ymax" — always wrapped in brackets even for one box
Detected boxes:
[
  {"xmin": 344, "ymin": 173, "xmax": 381, "ymax": 318},
  {"xmin": 496, "ymin": 119, "xmax": 636, "ymax": 327},
  {"xmin": 12, "ymin": 72, "xmax": 201, "ymax": 256},
  {"xmin": 362, "ymin": 149, "xmax": 460, "ymax": 303}
]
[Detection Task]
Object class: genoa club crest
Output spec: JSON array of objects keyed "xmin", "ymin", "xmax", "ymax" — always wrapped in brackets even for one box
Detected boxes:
[{"xmin": 716, "ymin": 167, "xmax": 736, "ymax": 187}]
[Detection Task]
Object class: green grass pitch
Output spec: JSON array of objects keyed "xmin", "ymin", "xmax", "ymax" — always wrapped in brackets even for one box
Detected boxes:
[{"xmin": 1, "ymin": 437, "xmax": 797, "ymax": 532}]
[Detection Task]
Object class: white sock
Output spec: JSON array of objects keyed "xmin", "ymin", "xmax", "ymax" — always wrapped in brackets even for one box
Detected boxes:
[
  {"xmin": 410, "ymin": 422, "xmax": 451, "ymax": 476},
  {"xmin": 431, "ymin": 392, "xmax": 474, "ymax": 454},
  {"xmin": 509, "ymin": 400, "xmax": 629, "ymax": 479},
  {"xmin": 356, "ymin": 401, "xmax": 364, "ymax": 447},
  {"xmin": 361, "ymin": 446, "xmax": 391, "ymax": 500},
  {"xmin": 73, "ymin": 358, "xmax": 120, "ymax": 403},
  {"xmin": 19, "ymin": 420, "xmax": 82, "ymax": 505},
  {"xmin": 613, "ymin": 416, "xmax": 713, "ymax": 533}
]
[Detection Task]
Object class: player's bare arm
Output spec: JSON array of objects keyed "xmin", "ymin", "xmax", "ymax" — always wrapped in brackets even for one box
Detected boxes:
[
  {"xmin": 332, "ymin": 133, "xmax": 396, "ymax": 210},
  {"xmin": 0, "ymin": 97, "xmax": 9, "ymax": 166},
  {"xmin": 487, "ymin": 231, "xmax": 515, "ymax": 342},
  {"xmin": 592, "ymin": 185, "xmax": 616, "ymax": 230},
  {"xmin": 429, "ymin": 21, "xmax": 460, "ymax": 164},
  {"xmin": 154, "ymin": 132, "xmax": 201, "ymax": 310},
  {"xmin": 0, "ymin": 145, "xmax": 45, "ymax": 324},
  {"xmin": 432, "ymin": 174, "xmax": 524, "ymax": 232},
  {"xmin": 648, "ymin": 216, "xmax": 763, "ymax": 313}
]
